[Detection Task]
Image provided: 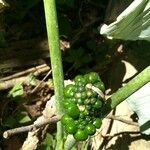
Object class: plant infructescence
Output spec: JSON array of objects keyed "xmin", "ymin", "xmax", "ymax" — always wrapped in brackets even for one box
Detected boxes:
[{"xmin": 43, "ymin": 0, "xmax": 150, "ymax": 149}]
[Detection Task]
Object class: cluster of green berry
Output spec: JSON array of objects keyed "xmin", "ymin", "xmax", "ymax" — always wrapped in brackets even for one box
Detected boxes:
[{"xmin": 61, "ymin": 72, "xmax": 105, "ymax": 141}]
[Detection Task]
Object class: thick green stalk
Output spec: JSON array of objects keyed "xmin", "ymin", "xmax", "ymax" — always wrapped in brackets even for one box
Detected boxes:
[
  {"xmin": 43, "ymin": 0, "xmax": 64, "ymax": 149},
  {"xmin": 104, "ymin": 66, "xmax": 150, "ymax": 115}
]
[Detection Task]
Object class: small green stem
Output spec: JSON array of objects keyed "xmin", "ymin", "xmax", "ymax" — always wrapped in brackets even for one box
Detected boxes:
[
  {"xmin": 43, "ymin": 0, "xmax": 64, "ymax": 149},
  {"xmin": 104, "ymin": 66, "xmax": 150, "ymax": 115}
]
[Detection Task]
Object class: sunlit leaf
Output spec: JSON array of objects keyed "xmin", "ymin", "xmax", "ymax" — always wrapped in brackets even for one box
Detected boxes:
[
  {"xmin": 126, "ymin": 82, "xmax": 150, "ymax": 135},
  {"xmin": 100, "ymin": 0, "xmax": 150, "ymax": 41},
  {"xmin": 16, "ymin": 111, "xmax": 31, "ymax": 124}
]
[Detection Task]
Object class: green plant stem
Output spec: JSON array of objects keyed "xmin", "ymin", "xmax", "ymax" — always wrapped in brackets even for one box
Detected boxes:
[
  {"xmin": 43, "ymin": 0, "xmax": 64, "ymax": 149},
  {"xmin": 104, "ymin": 66, "xmax": 150, "ymax": 116},
  {"xmin": 64, "ymin": 135, "xmax": 76, "ymax": 150}
]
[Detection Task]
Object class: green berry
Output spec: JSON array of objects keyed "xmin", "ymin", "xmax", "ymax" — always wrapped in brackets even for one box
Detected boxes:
[
  {"xmin": 67, "ymin": 103, "xmax": 80, "ymax": 119},
  {"xmin": 85, "ymin": 124, "xmax": 96, "ymax": 135},
  {"xmin": 63, "ymin": 98, "xmax": 76, "ymax": 108},
  {"xmin": 77, "ymin": 86, "xmax": 85, "ymax": 92},
  {"xmin": 94, "ymin": 100, "xmax": 102, "ymax": 109},
  {"xmin": 86, "ymin": 105, "xmax": 92, "ymax": 110},
  {"xmin": 64, "ymin": 84, "xmax": 77, "ymax": 98},
  {"xmin": 86, "ymin": 90, "xmax": 93, "ymax": 98},
  {"xmin": 83, "ymin": 109, "xmax": 89, "ymax": 116},
  {"xmin": 75, "ymin": 92, "xmax": 82, "ymax": 99},
  {"xmin": 77, "ymin": 98, "xmax": 84, "ymax": 105},
  {"xmin": 61, "ymin": 114, "xmax": 73, "ymax": 125},
  {"xmin": 74, "ymin": 75, "xmax": 84, "ymax": 82},
  {"xmin": 93, "ymin": 118, "xmax": 102, "ymax": 129},
  {"xmin": 90, "ymin": 98, "xmax": 97, "ymax": 104},
  {"xmin": 81, "ymin": 91, "xmax": 87, "ymax": 99},
  {"xmin": 84, "ymin": 72, "xmax": 100, "ymax": 83},
  {"xmin": 84, "ymin": 99, "xmax": 91, "ymax": 105},
  {"xmin": 74, "ymin": 129, "xmax": 88, "ymax": 141},
  {"xmin": 65, "ymin": 121, "xmax": 78, "ymax": 134}
]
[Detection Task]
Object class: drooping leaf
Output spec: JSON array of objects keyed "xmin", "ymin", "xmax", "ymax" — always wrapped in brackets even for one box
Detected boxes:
[
  {"xmin": 100, "ymin": 0, "xmax": 150, "ymax": 41},
  {"xmin": 126, "ymin": 82, "xmax": 150, "ymax": 135}
]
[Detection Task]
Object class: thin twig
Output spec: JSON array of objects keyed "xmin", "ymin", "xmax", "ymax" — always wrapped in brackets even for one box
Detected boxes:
[
  {"xmin": 33, "ymin": 66, "xmax": 50, "ymax": 76},
  {"xmin": 106, "ymin": 115, "xmax": 139, "ymax": 126},
  {"xmin": 102, "ymin": 131, "xmax": 140, "ymax": 139},
  {"xmin": 0, "ymin": 64, "xmax": 47, "ymax": 82},
  {"xmin": 3, "ymin": 116, "xmax": 60, "ymax": 139},
  {"xmin": 0, "ymin": 66, "xmax": 50, "ymax": 90},
  {"xmin": 31, "ymin": 70, "xmax": 52, "ymax": 93}
]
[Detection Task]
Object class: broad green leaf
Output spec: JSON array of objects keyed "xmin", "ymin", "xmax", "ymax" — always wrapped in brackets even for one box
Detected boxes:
[
  {"xmin": 126, "ymin": 82, "xmax": 150, "ymax": 135},
  {"xmin": 100, "ymin": 0, "xmax": 150, "ymax": 41},
  {"xmin": 9, "ymin": 83, "xmax": 23, "ymax": 98}
]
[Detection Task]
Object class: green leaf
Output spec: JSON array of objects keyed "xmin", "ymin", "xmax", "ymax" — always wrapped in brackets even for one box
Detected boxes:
[
  {"xmin": 19, "ymin": 115, "xmax": 31, "ymax": 124},
  {"xmin": 16, "ymin": 111, "xmax": 31, "ymax": 124},
  {"xmin": 9, "ymin": 83, "xmax": 23, "ymax": 98},
  {"xmin": 126, "ymin": 82, "xmax": 150, "ymax": 135}
]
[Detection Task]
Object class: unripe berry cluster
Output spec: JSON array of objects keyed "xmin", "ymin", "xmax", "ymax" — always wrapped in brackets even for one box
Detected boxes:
[{"xmin": 61, "ymin": 72, "xmax": 105, "ymax": 141}]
